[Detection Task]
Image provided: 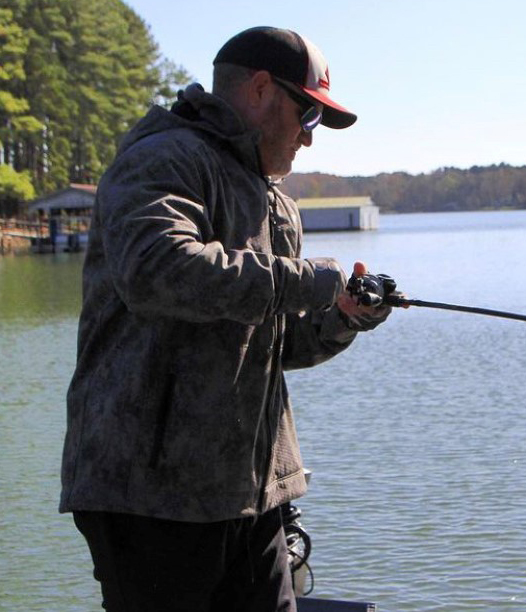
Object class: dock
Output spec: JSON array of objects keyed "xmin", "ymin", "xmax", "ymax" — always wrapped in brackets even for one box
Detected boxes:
[{"xmin": 0, "ymin": 218, "xmax": 88, "ymax": 254}]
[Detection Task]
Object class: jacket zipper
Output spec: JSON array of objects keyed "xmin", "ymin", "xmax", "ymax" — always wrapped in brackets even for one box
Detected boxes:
[{"xmin": 257, "ymin": 189, "xmax": 282, "ymax": 513}]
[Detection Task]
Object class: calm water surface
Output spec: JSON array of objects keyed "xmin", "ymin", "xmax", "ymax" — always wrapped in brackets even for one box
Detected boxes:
[{"xmin": 1, "ymin": 210, "xmax": 526, "ymax": 611}]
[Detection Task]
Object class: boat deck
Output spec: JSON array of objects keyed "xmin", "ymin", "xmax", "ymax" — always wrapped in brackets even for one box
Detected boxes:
[{"xmin": 297, "ymin": 597, "xmax": 376, "ymax": 611}]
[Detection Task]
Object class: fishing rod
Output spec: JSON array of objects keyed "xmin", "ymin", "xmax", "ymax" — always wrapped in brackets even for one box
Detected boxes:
[
  {"xmin": 385, "ymin": 294, "xmax": 526, "ymax": 322},
  {"xmin": 348, "ymin": 261, "xmax": 526, "ymax": 323}
]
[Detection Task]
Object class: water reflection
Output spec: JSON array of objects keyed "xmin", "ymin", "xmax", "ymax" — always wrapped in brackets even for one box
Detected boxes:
[
  {"xmin": 0, "ymin": 253, "xmax": 83, "ymax": 322},
  {"xmin": 1, "ymin": 211, "xmax": 526, "ymax": 611}
]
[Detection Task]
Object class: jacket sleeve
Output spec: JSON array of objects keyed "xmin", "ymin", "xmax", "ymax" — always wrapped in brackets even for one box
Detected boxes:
[
  {"xmin": 95, "ymin": 135, "xmax": 329, "ymax": 325},
  {"xmin": 281, "ymin": 306, "xmax": 359, "ymax": 371}
]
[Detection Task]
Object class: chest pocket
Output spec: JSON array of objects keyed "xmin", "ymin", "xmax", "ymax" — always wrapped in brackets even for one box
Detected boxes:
[{"xmin": 268, "ymin": 188, "xmax": 301, "ymax": 257}]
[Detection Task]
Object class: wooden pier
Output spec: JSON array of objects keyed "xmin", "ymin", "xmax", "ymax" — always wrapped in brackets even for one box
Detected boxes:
[{"xmin": 0, "ymin": 217, "xmax": 89, "ymax": 254}]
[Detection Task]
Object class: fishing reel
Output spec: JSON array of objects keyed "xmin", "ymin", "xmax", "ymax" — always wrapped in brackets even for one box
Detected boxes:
[
  {"xmin": 347, "ymin": 263, "xmax": 526, "ymax": 321},
  {"xmin": 347, "ymin": 267, "xmax": 397, "ymax": 307}
]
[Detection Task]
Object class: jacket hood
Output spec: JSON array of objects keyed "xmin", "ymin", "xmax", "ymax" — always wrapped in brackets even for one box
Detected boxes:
[{"xmin": 117, "ymin": 83, "xmax": 263, "ymax": 175}]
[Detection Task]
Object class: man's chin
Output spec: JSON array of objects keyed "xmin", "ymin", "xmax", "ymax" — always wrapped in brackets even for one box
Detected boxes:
[{"xmin": 268, "ymin": 166, "xmax": 293, "ymax": 182}]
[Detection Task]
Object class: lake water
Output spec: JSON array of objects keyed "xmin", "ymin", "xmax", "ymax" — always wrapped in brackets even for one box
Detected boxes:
[{"xmin": 1, "ymin": 210, "xmax": 526, "ymax": 611}]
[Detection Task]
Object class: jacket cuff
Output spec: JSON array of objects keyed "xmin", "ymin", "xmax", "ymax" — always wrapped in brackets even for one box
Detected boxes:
[{"xmin": 321, "ymin": 304, "xmax": 360, "ymax": 343}]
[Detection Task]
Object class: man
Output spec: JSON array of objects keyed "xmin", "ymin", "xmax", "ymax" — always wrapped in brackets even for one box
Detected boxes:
[{"xmin": 60, "ymin": 26, "xmax": 391, "ymax": 612}]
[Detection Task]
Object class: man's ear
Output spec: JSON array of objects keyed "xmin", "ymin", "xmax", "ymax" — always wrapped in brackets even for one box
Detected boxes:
[{"xmin": 246, "ymin": 71, "xmax": 275, "ymax": 111}]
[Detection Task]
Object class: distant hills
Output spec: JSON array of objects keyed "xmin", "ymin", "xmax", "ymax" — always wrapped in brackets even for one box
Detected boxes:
[{"xmin": 280, "ymin": 164, "xmax": 526, "ymax": 213}]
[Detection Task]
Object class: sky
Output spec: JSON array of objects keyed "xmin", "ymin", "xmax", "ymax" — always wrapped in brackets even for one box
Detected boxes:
[{"xmin": 123, "ymin": 0, "xmax": 526, "ymax": 178}]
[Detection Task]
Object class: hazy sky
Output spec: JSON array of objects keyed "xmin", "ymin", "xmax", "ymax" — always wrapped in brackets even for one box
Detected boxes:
[{"xmin": 123, "ymin": 0, "xmax": 525, "ymax": 177}]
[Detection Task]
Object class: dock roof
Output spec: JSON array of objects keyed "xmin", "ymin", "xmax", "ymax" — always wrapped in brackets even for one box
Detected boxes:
[
  {"xmin": 296, "ymin": 196, "xmax": 374, "ymax": 209},
  {"xmin": 29, "ymin": 184, "xmax": 96, "ymax": 213}
]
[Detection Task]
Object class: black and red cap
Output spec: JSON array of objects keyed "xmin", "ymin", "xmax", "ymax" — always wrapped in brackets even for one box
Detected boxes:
[{"xmin": 213, "ymin": 26, "xmax": 357, "ymax": 129}]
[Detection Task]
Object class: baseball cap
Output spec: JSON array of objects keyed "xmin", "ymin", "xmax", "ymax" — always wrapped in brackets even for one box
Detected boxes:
[{"xmin": 213, "ymin": 26, "xmax": 357, "ymax": 129}]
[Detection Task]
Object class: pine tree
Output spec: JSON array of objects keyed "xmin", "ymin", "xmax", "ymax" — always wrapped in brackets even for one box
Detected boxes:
[
  {"xmin": 1, "ymin": 0, "xmax": 192, "ymax": 208},
  {"xmin": 0, "ymin": 3, "xmax": 43, "ymax": 169},
  {"xmin": 67, "ymin": 0, "xmax": 160, "ymax": 184},
  {"xmin": 21, "ymin": 0, "xmax": 77, "ymax": 191}
]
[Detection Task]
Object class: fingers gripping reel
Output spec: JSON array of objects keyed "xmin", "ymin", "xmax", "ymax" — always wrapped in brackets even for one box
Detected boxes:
[{"xmin": 347, "ymin": 261, "xmax": 397, "ymax": 307}]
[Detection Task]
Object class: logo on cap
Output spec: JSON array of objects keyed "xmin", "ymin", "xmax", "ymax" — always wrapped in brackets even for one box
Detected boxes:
[{"xmin": 318, "ymin": 68, "xmax": 330, "ymax": 91}]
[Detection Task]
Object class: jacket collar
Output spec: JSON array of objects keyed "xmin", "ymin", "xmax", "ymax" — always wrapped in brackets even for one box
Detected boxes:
[{"xmin": 175, "ymin": 83, "xmax": 263, "ymax": 177}]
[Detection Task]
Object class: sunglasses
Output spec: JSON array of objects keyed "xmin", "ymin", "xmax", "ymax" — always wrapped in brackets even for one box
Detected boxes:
[{"xmin": 273, "ymin": 78, "xmax": 322, "ymax": 132}]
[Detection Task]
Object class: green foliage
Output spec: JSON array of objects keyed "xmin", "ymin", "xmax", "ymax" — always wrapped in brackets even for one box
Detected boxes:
[
  {"xmin": 0, "ymin": 163, "xmax": 35, "ymax": 215},
  {"xmin": 0, "ymin": 0, "xmax": 192, "ymax": 206},
  {"xmin": 0, "ymin": 90, "xmax": 29, "ymax": 113},
  {"xmin": 0, "ymin": 5, "xmax": 42, "ymax": 174},
  {"xmin": 0, "ymin": 7, "xmax": 28, "ymax": 81},
  {"xmin": 152, "ymin": 58, "xmax": 193, "ymax": 108},
  {"xmin": 283, "ymin": 164, "xmax": 526, "ymax": 213}
]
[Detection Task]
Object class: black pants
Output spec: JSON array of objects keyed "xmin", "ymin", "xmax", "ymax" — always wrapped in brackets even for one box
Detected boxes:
[{"xmin": 73, "ymin": 507, "xmax": 296, "ymax": 612}]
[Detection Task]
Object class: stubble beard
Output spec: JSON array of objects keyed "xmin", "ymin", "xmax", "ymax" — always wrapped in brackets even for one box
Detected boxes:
[{"xmin": 258, "ymin": 95, "xmax": 294, "ymax": 180}]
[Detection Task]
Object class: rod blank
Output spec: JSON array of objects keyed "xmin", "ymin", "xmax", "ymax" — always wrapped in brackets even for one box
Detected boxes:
[{"xmin": 386, "ymin": 295, "xmax": 526, "ymax": 322}]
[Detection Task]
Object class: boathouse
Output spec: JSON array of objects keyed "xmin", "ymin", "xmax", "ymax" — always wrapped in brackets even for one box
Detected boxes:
[
  {"xmin": 25, "ymin": 186, "xmax": 378, "ymax": 253},
  {"xmin": 29, "ymin": 183, "xmax": 97, "ymax": 215},
  {"xmin": 28, "ymin": 183, "xmax": 96, "ymax": 252},
  {"xmin": 297, "ymin": 196, "xmax": 379, "ymax": 231}
]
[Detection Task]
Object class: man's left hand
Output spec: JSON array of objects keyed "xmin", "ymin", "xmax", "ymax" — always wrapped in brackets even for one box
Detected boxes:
[{"xmin": 336, "ymin": 292, "xmax": 392, "ymax": 331}]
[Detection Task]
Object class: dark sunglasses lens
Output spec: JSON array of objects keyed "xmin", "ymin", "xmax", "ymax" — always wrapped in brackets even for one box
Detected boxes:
[
  {"xmin": 301, "ymin": 107, "xmax": 322, "ymax": 132},
  {"xmin": 274, "ymin": 79, "xmax": 322, "ymax": 132}
]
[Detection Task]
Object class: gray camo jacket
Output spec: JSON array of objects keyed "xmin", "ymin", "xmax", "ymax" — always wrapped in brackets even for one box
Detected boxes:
[{"xmin": 59, "ymin": 84, "xmax": 358, "ymax": 522}]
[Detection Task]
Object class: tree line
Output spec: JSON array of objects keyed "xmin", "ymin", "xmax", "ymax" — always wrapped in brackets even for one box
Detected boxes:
[
  {"xmin": 1, "ymin": 1, "xmax": 524, "ymax": 217},
  {"xmin": 0, "ymin": 0, "xmax": 191, "ymax": 216},
  {"xmin": 281, "ymin": 164, "xmax": 526, "ymax": 214}
]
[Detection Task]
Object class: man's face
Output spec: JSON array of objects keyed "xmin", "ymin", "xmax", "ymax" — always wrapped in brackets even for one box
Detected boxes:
[{"xmin": 257, "ymin": 85, "xmax": 318, "ymax": 179}]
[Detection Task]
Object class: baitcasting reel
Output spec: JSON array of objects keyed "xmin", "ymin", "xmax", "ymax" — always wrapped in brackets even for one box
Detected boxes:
[{"xmin": 347, "ymin": 262, "xmax": 397, "ymax": 307}]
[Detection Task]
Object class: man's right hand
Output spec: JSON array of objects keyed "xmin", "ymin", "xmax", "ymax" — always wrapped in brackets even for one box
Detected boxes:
[{"xmin": 306, "ymin": 257, "xmax": 347, "ymax": 311}]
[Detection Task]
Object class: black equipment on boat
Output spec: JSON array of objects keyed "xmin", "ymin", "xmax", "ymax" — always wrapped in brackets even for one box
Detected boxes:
[{"xmin": 284, "ymin": 470, "xmax": 377, "ymax": 610}]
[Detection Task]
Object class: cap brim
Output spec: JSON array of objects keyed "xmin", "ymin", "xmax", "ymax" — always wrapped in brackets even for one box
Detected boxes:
[{"xmin": 301, "ymin": 86, "xmax": 357, "ymax": 129}]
